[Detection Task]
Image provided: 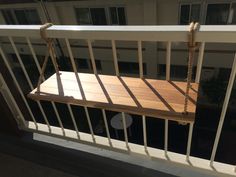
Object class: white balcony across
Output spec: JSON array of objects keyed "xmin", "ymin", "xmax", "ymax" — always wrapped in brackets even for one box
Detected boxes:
[{"xmin": 0, "ymin": 25, "xmax": 236, "ymax": 177}]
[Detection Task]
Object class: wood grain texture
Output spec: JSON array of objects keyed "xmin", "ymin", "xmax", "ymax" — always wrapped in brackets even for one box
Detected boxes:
[{"xmin": 28, "ymin": 71, "xmax": 199, "ymax": 122}]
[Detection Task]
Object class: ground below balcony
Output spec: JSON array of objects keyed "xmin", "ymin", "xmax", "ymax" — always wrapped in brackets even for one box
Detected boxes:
[{"xmin": 28, "ymin": 71, "xmax": 198, "ymax": 123}]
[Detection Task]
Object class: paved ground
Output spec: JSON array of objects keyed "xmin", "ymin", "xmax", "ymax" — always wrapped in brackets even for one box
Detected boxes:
[{"xmin": 0, "ymin": 133, "xmax": 175, "ymax": 177}]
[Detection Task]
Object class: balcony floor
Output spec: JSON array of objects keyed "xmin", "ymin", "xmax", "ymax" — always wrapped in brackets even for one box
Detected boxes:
[{"xmin": 0, "ymin": 133, "xmax": 175, "ymax": 177}]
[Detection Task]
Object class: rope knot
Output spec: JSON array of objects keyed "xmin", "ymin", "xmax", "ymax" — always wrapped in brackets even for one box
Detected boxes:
[
  {"xmin": 183, "ymin": 22, "xmax": 200, "ymax": 114},
  {"xmin": 37, "ymin": 23, "xmax": 60, "ymax": 93},
  {"xmin": 188, "ymin": 22, "xmax": 199, "ymax": 49},
  {"xmin": 40, "ymin": 23, "xmax": 53, "ymax": 43}
]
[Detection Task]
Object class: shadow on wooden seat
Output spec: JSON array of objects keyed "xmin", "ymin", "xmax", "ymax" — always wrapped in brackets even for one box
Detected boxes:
[{"xmin": 28, "ymin": 71, "xmax": 199, "ymax": 123}]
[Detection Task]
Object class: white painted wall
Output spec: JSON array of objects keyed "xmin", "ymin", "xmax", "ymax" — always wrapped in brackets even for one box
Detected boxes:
[{"xmin": 157, "ymin": 0, "xmax": 179, "ymax": 25}]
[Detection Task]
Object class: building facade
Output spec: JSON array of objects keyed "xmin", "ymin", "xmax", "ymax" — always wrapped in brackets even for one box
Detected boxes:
[{"xmin": 1, "ymin": 0, "xmax": 236, "ymax": 80}]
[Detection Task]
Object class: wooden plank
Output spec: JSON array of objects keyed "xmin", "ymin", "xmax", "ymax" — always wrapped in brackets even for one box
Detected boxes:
[{"xmin": 28, "ymin": 71, "xmax": 199, "ymax": 123}]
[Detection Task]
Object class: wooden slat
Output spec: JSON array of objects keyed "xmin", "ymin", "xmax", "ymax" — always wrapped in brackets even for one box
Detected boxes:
[{"xmin": 28, "ymin": 72, "xmax": 199, "ymax": 122}]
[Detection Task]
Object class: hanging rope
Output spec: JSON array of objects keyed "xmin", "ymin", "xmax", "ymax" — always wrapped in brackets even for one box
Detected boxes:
[
  {"xmin": 183, "ymin": 22, "xmax": 200, "ymax": 114},
  {"xmin": 36, "ymin": 23, "xmax": 60, "ymax": 93}
]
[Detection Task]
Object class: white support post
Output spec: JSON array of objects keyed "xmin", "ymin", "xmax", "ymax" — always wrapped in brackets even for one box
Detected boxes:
[
  {"xmin": 166, "ymin": 41, "xmax": 171, "ymax": 80},
  {"xmin": 164, "ymin": 119, "xmax": 168, "ymax": 155},
  {"xmin": 9, "ymin": 37, "xmax": 34, "ymax": 89},
  {"xmin": 138, "ymin": 40, "xmax": 143, "ymax": 78},
  {"xmin": 26, "ymin": 37, "xmax": 42, "ymax": 73},
  {"xmin": 111, "ymin": 40, "xmax": 119, "ymax": 76},
  {"xmin": 210, "ymin": 54, "xmax": 236, "ymax": 166},
  {"xmin": 46, "ymin": 45, "xmax": 66, "ymax": 134},
  {"xmin": 67, "ymin": 104, "xmax": 80, "ymax": 139},
  {"xmin": 26, "ymin": 37, "xmax": 65, "ymax": 134},
  {"xmin": 195, "ymin": 42, "xmax": 205, "ymax": 83},
  {"xmin": 87, "ymin": 39, "xmax": 97, "ymax": 74},
  {"xmin": 122, "ymin": 112, "xmax": 129, "ymax": 149},
  {"xmin": 84, "ymin": 106, "xmax": 95, "ymax": 142},
  {"xmin": 27, "ymin": 37, "xmax": 72, "ymax": 133},
  {"xmin": 0, "ymin": 74, "xmax": 26, "ymax": 127},
  {"xmin": 51, "ymin": 102, "xmax": 65, "ymax": 135},
  {"xmin": 186, "ymin": 122, "xmax": 194, "ymax": 161},
  {"xmin": 64, "ymin": 38, "xmax": 82, "ymax": 138},
  {"xmin": 65, "ymin": 38, "xmax": 78, "ymax": 74},
  {"xmin": 10, "ymin": 36, "xmax": 52, "ymax": 130},
  {"xmin": 142, "ymin": 115, "xmax": 148, "ymax": 152},
  {"xmin": 102, "ymin": 109, "xmax": 112, "ymax": 146}
]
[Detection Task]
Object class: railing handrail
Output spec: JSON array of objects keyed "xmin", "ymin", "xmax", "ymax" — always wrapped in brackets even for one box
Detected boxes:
[{"xmin": 1, "ymin": 25, "xmax": 236, "ymax": 42}]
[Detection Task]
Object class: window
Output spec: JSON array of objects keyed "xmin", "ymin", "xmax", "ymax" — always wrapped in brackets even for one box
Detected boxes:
[
  {"xmin": 179, "ymin": 4, "xmax": 201, "ymax": 25},
  {"xmin": 159, "ymin": 64, "xmax": 196, "ymax": 80},
  {"xmin": 75, "ymin": 58, "xmax": 102, "ymax": 71},
  {"xmin": 205, "ymin": 3, "xmax": 236, "ymax": 25},
  {"xmin": 206, "ymin": 4, "xmax": 230, "ymax": 25},
  {"xmin": 1, "ymin": 9, "xmax": 16, "ymax": 24},
  {"xmin": 75, "ymin": 8, "xmax": 107, "ymax": 25},
  {"xmin": 1, "ymin": 9, "xmax": 41, "ymax": 25},
  {"xmin": 218, "ymin": 68, "xmax": 230, "ymax": 80},
  {"xmin": 229, "ymin": 3, "xmax": 236, "ymax": 24},
  {"xmin": 76, "ymin": 8, "xmax": 91, "ymax": 25},
  {"xmin": 14, "ymin": 9, "xmax": 41, "ymax": 25},
  {"xmin": 76, "ymin": 58, "xmax": 90, "ymax": 69},
  {"xmin": 90, "ymin": 8, "xmax": 107, "ymax": 25},
  {"xmin": 118, "ymin": 61, "xmax": 146, "ymax": 75},
  {"xmin": 75, "ymin": 7, "xmax": 126, "ymax": 25},
  {"xmin": 93, "ymin": 60, "xmax": 102, "ymax": 70},
  {"xmin": 109, "ymin": 7, "xmax": 126, "ymax": 25},
  {"xmin": 180, "ymin": 2, "xmax": 236, "ymax": 25}
]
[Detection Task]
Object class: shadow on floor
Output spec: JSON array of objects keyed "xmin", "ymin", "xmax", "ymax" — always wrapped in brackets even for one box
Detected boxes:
[{"xmin": 0, "ymin": 133, "xmax": 175, "ymax": 177}]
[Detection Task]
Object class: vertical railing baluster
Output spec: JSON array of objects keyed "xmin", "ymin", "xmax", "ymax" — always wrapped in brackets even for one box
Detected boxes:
[
  {"xmin": 164, "ymin": 119, "xmax": 168, "ymax": 156},
  {"xmin": 142, "ymin": 115, "xmax": 148, "ymax": 152},
  {"xmin": 0, "ymin": 74, "xmax": 26, "ymax": 126},
  {"xmin": 166, "ymin": 41, "xmax": 171, "ymax": 80},
  {"xmin": 195, "ymin": 42, "xmax": 205, "ymax": 83},
  {"xmin": 0, "ymin": 49, "xmax": 29, "ymax": 127},
  {"xmin": 65, "ymin": 38, "xmax": 79, "ymax": 74},
  {"xmin": 26, "ymin": 37, "xmax": 66, "ymax": 134},
  {"xmin": 210, "ymin": 53, "xmax": 236, "ymax": 166},
  {"xmin": 46, "ymin": 44, "xmax": 66, "ymax": 134},
  {"xmin": 87, "ymin": 39, "xmax": 97, "ymax": 74},
  {"xmin": 9, "ymin": 37, "xmax": 53, "ymax": 129},
  {"xmin": 102, "ymin": 109, "xmax": 112, "ymax": 146},
  {"xmin": 165, "ymin": 42, "xmax": 171, "ymax": 156},
  {"xmin": 64, "ymin": 38, "xmax": 85, "ymax": 137},
  {"xmin": 67, "ymin": 104, "xmax": 80, "ymax": 138},
  {"xmin": 84, "ymin": 106, "xmax": 95, "ymax": 142},
  {"xmin": 138, "ymin": 40, "xmax": 143, "ymax": 78},
  {"xmin": 186, "ymin": 122, "xmax": 194, "ymax": 161},
  {"xmin": 111, "ymin": 40, "xmax": 119, "ymax": 76},
  {"xmin": 122, "ymin": 112, "xmax": 129, "ymax": 149}
]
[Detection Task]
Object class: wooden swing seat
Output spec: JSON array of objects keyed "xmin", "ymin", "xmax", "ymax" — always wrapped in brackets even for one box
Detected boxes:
[{"xmin": 28, "ymin": 71, "xmax": 199, "ymax": 123}]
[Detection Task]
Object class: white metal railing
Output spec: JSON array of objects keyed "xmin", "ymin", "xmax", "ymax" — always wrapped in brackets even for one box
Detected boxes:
[{"xmin": 0, "ymin": 25, "xmax": 236, "ymax": 177}]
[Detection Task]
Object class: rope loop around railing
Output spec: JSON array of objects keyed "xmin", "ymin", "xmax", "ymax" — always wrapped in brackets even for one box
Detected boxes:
[
  {"xmin": 40, "ymin": 23, "xmax": 53, "ymax": 43},
  {"xmin": 36, "ymin": 23, "xmax": 60, "ymax": 94},
  {"xmin": 188, "ymin": 22, "xmax": 200, "ymax": 50},
  {"xmin": 183, "ymin": 22, "xmax": 200, "ymax": 115}
]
